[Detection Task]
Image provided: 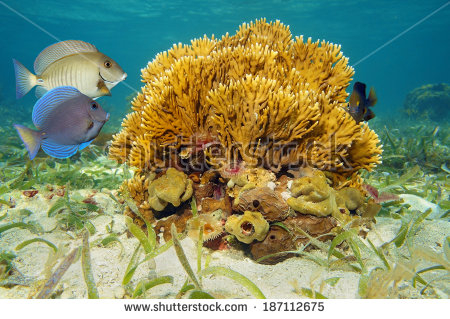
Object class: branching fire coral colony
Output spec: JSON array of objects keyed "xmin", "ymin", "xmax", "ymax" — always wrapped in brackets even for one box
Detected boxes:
[{"xmin": 109, "ymin": 19, "xmax": 383, "ymax": 264}]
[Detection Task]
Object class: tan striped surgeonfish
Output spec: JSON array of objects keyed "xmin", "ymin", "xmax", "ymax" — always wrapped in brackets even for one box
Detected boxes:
[{"xmin": 13, "ymin": 40, "xmax": 127, "ymax": 99}]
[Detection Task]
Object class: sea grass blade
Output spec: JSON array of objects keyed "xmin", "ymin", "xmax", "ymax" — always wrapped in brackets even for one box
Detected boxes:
[
  {"xmin": 15, "ymin": 238, "xmax": 57, "ymax": 253},
  {"xmin": 366, "ymin": 238, "xmax": 390, "ymax": 270},
  {"xmin": 199, "ymin": 266, "xmax": 266, "ymax": 299},
  {"xmin": 100, "ymin": 234, "xmax": 120, "ymax": 246},
  {"xmin": 384, "ymin": 126, "xmax": 398, "ymax": 152},
  {"xmin": 189, "ymin": 290, "xmax": 215, "ymax": 299},
  {"xmin": 197, "ymin": 225, "xmax": 203, "ymax": 275},
  {"xmin": 125, "ymin": 216, "xmax": 153, "ymax": 254},
  {"xmin": 9, "ymin": 161, "xmax": 31, "ymax": 189},
  {"xmin": 300, "ymin": 288, "xmax": 327, "ymax": 299},
  {"xmin": 204, "ymin": 254, "xmax": 212, "ymax": 269},
  {"xmin": 147, "ymin": 223, "xmax": 157, "ymax": 253},
  {"xmin": 408, "ymin": 208, "xmax": 433, "ymax": 236},
  {"xmin": 81, "ymin": 231, "xmax": 99, "ymax": 299},
  {"xmin": 36, "ymin": 247, "xmax": 79, "ymax": 299},
  {"xmin": 132, "ymin": 276, "xmax": 173, "ymax": 298},
  {"xmin": 381, "ymin": 218, "xmax": 410, "ymax": 248},
  {"xmin": 292, "ymin": 226, "xmax": 348, "ymax": 260},
  {"xmin": 84, "ymin": 220, "xmax": 96, "ymax": 235},
  {"xmin": 176, "ymin": 280, "xmax": 195, "ymax": 298},
  {"xmin": 0, "ymin": 199, "xmax": 14, "ymax": 208},
  {"xmin": 141, "ymin": 238, "xmax": 174, "ymax": 262},
  {"xmin": 170, "ymin": 223, "xmax": 201, "ymax": 289},
  {"xmin": 324, "ymin": 277, "xmax": 341, "ymax": 287},
  {"xmin": 381, "ymin": 165, "xmax": 421, "ymax": 191},
  {"xmin": 0, "ymin": 222, "xmax": 37, "ymax": 234},
  {"xmin": 412, "ymin": 265, "xmax": 445, "ymax": 288},
  {"xmin": 122, "ymin": 243, "xmax": 142, "ymax": 285},
  {"xmin": 416, "ymin": 265, "xmax": 446, "ymax": 275},
  {"xmin": 47, "ymin": 198, "xmax": 67, "ymax": 217},
  {"xmin": 328, "ymin": 230, "xmax": 357, "ymax": 261},
  {"xmin": 191, "ymin": 198, "xmax": 198, "ymax": 218},
  {"xmin": 99, "ymin": 234, "xmax": 124, "ymax": 257},
  {"xmin": 347, "ymin": 237, "xmax": 365, "ymax": 273},
  {"xmin": 444, "ymin": 236, "xmax": 450, "ymax": 261}
]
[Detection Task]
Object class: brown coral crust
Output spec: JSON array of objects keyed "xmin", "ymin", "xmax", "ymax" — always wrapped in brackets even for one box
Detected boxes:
[
  {"xmin": 284, "ymin": 215, "xmax": 337, "ymax": 244},
  {"xmin": 250, "ymin": 226, "xmax": 297, "ymax": 264},
  {"xmin": 234, "ymin": 186, "xmax": 290, "ymax": 222}
]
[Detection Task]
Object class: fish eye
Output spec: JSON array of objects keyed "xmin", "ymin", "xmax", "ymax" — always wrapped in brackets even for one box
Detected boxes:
[
  {"xmin": 104, "ymin": 60, "xmax": 112, "ymax": 68},
  {"xmin": 91, "ymin": 102, "xmax": 98, "ymax": 110}
]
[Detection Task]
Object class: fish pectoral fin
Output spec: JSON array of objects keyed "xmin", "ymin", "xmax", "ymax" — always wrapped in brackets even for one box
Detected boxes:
[
  {"xmin": 35, "ymin": 86, "xmax": 48, "ymax": 99},
  {"xmin": 367, "ymin": 87, "xmax": 377, "ymax": 106},
  {"xmin": 97, "ymin": 80, "xmax": 111, "ymax": 96},
  {"xmin": 78, "ymin": 139, "xmax": 94, "ymax": 151}
]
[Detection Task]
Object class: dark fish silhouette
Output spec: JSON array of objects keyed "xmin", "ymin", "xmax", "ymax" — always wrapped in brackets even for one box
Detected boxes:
[
  {"xmin": 14, "ymin": 86, "xmax": 109, "ymax": 159},
  {"xmin": 347, "ymin": 82, "xmax": 377, "ymax": 123}
]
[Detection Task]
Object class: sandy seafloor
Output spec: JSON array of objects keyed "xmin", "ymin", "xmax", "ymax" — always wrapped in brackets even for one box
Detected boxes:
[{"xmin": 0, "ymin": 184, "xmax": 449, "ymax": 299}]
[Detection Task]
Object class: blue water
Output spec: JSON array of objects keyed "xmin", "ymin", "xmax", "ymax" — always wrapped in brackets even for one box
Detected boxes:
[{"xmin": 0, "ymin": 0, "xmax": 449, "ymax": 120}]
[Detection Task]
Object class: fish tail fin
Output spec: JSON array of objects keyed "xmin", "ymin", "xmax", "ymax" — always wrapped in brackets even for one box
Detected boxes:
[
  {"xmin": 13, "ymin": 124, "xmax": 42, "ymax": 160},
  {"xmin": 367, "ymin": 87, "xmax": 377, "ymax": 106},
  {"xmin": 12, "ymin": 59, "xmax": 37, "ymax": 99}
]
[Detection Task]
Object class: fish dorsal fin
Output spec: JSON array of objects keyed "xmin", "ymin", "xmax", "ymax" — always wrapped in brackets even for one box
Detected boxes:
[
  {"xmin": 367, "ymin": 87, "xmax": 377, "ymax": 106},
  {"xmin": 34, "ymin": 40, "xmax": 98, "ymax": 74},
  {"xmin": 32, "ymin": 86, "xmax": 83, "ymax": 129}
]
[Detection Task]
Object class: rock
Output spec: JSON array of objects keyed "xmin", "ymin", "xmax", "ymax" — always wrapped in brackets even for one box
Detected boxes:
[{"xmin": 399, "ymin": 194, "xmax": 442, "ymax": 218}]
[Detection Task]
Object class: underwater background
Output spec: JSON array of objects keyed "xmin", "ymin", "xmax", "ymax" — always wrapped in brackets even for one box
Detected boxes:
[
  {"xmin": 0, "ymin": 0, "xmax": 449, "ymax": 299},
  {"xmin": 0, "ymin": 0, "xmax": 449, "ymax": 118}
]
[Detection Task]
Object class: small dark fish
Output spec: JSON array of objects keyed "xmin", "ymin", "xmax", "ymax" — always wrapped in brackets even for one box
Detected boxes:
[
  {"xmin": 14, "ymin": 86, "xmax": 109, "ymax": 159},
  {"xmin": 347, "ymin": 82, "xmax": 377, "ymax": 123}
]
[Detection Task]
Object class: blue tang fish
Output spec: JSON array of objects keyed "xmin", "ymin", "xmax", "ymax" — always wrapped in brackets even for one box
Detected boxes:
[
  {"xmin": 347, "ymin": 82, "xmax": 377, "ymax": 123},
  {"xmin": 14, "ymin": 86, "xmax": 110, "ymax": 159}
]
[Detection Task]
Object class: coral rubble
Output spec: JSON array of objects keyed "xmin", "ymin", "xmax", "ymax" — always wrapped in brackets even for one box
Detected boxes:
[{"xmin": 109, "ymin": 19, "xmax": 382, "ymax": 263}]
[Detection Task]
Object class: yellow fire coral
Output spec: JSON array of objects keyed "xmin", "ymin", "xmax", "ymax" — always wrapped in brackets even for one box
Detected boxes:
[
  {"xmin": 110, "ymin": 18, "xmax": 381, "ymax": 175},
  {"xmin": 109, "ymin": 18, "xmax": 382, "ymax": 225}
]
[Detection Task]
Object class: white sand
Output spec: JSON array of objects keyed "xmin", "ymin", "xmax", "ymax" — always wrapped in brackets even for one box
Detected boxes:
[{"xmin": 1, "ymin": 189, "xmax": 449, "ymax": 299}]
